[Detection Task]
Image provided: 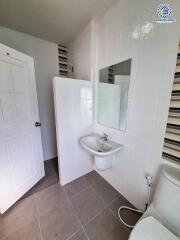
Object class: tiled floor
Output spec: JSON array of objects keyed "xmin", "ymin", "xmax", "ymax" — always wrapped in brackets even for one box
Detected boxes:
[{"xmin": 0, "ymin": 160, "xmax": 141, "ymax": 240}]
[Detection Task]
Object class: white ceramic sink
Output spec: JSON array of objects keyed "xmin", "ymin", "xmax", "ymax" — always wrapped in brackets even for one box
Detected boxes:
[{"xmin": 80, "ymin": 133, "xmax": 123, "ymax": 157}]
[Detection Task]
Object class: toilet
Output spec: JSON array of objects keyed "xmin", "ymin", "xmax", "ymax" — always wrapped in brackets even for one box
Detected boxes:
[{"xmin": 129, "ymin": 165, "xmax": 180, "ymax": 240}]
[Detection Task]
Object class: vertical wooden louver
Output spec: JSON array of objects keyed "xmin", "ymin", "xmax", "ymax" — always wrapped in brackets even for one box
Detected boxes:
[
  {"xmin": 108, "ymin": 66, "xmax": 114, "ymax": 83},
  {"xmin": 58, "ymin": 44, "xmax": 68, "ymax": 77},
  {"xmin": 162, "ymin": 43, "xmax": 180, "ymax": 163}
]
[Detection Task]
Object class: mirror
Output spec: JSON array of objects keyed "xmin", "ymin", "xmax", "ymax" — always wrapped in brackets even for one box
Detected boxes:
[{"xmin": 97, "ymin": 59, "xmax": 131, "ymax": 131}]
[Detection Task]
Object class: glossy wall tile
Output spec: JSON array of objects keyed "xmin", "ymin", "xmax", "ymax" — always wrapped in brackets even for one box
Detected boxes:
[{"xmin": 53, "ymin": 77, "xmax": 93, "ymax": 185}]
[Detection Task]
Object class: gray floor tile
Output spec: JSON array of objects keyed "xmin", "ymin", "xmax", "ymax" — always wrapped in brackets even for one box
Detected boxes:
[
  {"xmin": 68, "ymin": 229, "xmax": 88, "ymax": 240},
  {"xmin": 3, "ymin": 221, "xmax": 41, "ymax": 240},
  {"xmin": 39, "ymin": 201, "xmax": 80, "ymax": 240},
  {"xmin": 63, "ymin": 176, "xmax": 90, "ymax": 197},
  {"xmin": 84, "ymin": 209, "xmax": 129, "ymax": 240},
  {"xmin": 34, "ymin": 183, "xmax": 67, "ymax": 217},
  {"xmin": 70, "ymin": 187, "xmax": 106, "ymax": 225},
  {"xmin": 92, "ymin": 178, "xmax": 119, "ymax": 205},
  {"xmin": 0, "ymin": 196, "xmax": 37, "ymax": 239},
  {"xmin": 85, "ymin": 171, "xmax": 103, "ymax": 185},
  {"xmin": 0, "ymin": 164, "xmax": 136, "ymax": 240},
  {"xmin": 109, "ymin": 197, "xmax": 142, "ymax": 228}
]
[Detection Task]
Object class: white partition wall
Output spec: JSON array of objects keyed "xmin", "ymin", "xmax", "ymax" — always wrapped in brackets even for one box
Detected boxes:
[{"xmin": 53, "ymin": 77, "xmax": 93, "ymax": 185}]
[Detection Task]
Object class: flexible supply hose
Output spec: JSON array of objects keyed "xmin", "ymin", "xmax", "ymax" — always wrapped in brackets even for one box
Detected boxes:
[
  {"xmin": 118, "ymin": 180, "xmax": 152, "ymax": 229},
  {"xmin": 118, "ymin": 206, "xmax": 144, "ymax": 229}
]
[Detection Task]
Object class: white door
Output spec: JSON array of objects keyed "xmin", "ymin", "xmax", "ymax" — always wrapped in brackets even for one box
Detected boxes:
[{"xmin": 0, "ymin": 43, "xmax": 45, "ymax": 213}]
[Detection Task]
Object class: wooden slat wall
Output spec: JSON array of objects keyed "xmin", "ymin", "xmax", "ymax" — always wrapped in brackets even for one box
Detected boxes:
[
  {"xmin": 162, "ymin": 44, "xmax": 180, "ymax": 163},
  {"xmin": 58, "ymin": 44, "xmax": 68, "ymax": 77},
  {"xmin": 108, "ymin": 66, "xmax": 114, "ymax": 83}
]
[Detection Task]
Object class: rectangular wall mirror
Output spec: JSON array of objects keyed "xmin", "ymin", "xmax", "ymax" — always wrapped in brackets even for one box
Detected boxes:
[{"xmin": 97, "ymin": 59, "xmax": 132, "ymax": 131}]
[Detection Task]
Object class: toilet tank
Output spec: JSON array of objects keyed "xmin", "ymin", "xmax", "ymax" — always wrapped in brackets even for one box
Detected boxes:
[{"xmin": 153, "ymin": 165, "xmax": 180, "ymax": 235}]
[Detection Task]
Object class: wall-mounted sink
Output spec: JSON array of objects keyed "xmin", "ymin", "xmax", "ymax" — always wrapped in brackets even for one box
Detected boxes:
[
  {"xmin": 80, "ymin": 134, "xmax": 123, "ymax": 170},
  {"xmin": 80, "ymin": 134, "xmax": 123, "ymax": 157}
]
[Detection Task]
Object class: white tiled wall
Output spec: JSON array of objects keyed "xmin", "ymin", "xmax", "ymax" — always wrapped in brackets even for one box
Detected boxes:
[
  {"xmin": 68, "ymin": 0, "xmax": 180, "ymax": 209},
  {"xmin": 53, "ymin": 77, "xmax": 93, "ymax": 185},
  {"xmin": 68, "ymin": 22, "xmax": 92, "ymax": 81},
  {"xmin": 93, "ymin": 0, "xmax": 180, "ymax": 209}
]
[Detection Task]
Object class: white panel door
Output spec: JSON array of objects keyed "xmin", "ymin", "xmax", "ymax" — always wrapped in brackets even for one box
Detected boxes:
[{"xmin": 0, "ymin": 43, "xmax": 45, "ymax": 213}]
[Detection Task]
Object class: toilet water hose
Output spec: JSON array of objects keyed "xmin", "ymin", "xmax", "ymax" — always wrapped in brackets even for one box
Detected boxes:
[
  {"xmin": 118, "ymin": 175, "xmax": 152, "ymax": 229},
  {"xmin": 118, "ymin": 206, "xmax": 144, "ymax": 229}
]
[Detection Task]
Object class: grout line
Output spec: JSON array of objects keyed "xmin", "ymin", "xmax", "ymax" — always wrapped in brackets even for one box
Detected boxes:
[
  {"xmin": 37, "ymin": 218, "xmax": 43, "ymax": 240},
  {"xmin": 63, "ymin": 183, "xmax": 100, "ymax": 240},
  {"xmin": 62, "ymin": 172, "xmax": 121, "ymax": 234},
  {"xmin": 33, "ymin": 191, "xmax": 40, "ymax": 218},
  {"xmin": 88, "ymin": 184, "xmax": 108, "ymax": 209},
  {"xmin": 35, "ymin": 182, "xmax": 83, "ymax": 240},
  {"xmin": 39, "ymin": 181, "xmax": 83, "ymax": 240},
  {"xmin": 72, "ymin": 182, "xmax": 106, "ymax": 227},
  {"xmin": 62, "ymin": 171, "xmax": 103, "ymax": 200},
  {"xmin": 89, "ymin": 183, "xmax": 104, "ymax": 199},
  {"xmin": 106, "ymin": 195, "xmax": 120, "ymax": 207},
  {"xmin": 63, "ymin": 187, "xmax": 83, "ymax": 231},
  {"xmin": 63, "ymin": 182, "xmax": 92, "ymax": 199},
  {"xmin": 88, "ymin": 181, "xmax": 120, "ymax": 208},
  {"xmin": 81, "ymin": 190, "xmax": 120, "ymax": 227},
  {"xmin": 89, "ymin": 176, "xmax": 120, "ymax": 206},
  {"xmin": 63, "ymin": 173, "xmax": 120, "ymax": 228},
  {"xmin": 82, "ymin": 226, "xmax": 90, "ymax": 240},
  {"xmin": 108, "ymin": 208, "xmax": 131, "ymax": 233},
  {"xmin": 108, "ymin": 207, "xmax": 120, "ymax": 221},
  {"xmin": 83, "ymin": 207, "xmax": 105, "ymax": 227},
  {"xmin": 33, "ymin": 192, "xmax": 44, "ymax": 239},
  {"xmin": 65, "ymin": 229, "xmax": 80, "ymax": 240}
]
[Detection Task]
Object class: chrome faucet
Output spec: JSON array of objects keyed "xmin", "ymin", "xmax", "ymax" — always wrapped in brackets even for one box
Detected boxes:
[{"xmin": 101, "ymin": 133, "xmax": 108, "ymax": 141}]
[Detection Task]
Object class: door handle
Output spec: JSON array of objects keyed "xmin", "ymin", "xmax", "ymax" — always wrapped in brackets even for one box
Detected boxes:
[{"xmin": 35, "ymin": 122, "xmax": 41, "ymax": 127}]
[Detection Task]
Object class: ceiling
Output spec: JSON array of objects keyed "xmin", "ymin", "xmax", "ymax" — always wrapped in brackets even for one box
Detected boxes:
[{"xmin": 0, "ymin": 0, "xmax": 117, "ymax": 44}]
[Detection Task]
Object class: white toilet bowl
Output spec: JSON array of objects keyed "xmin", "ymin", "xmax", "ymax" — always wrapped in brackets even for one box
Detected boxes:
[
  {"xmin": 129, "ymin": 165, "xmax": 180, "ymax": 240},
  {"xmin": 129, "ymin": 216, "xmax": 178, "ymax": 240}
]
